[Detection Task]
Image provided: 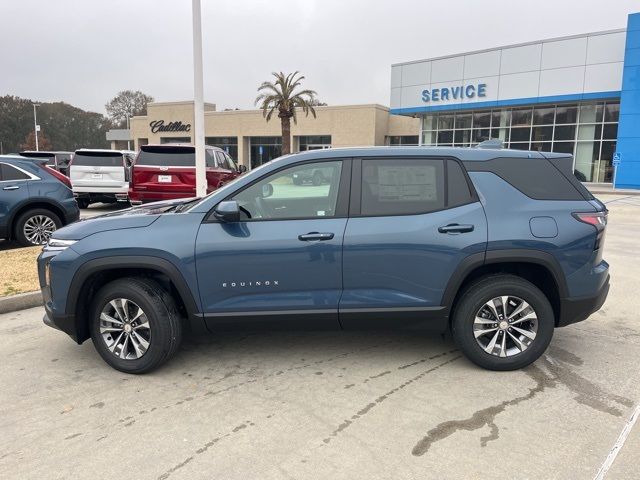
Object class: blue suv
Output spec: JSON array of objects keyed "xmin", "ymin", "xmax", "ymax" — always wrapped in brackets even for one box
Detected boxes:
[
  {"xmin": 38, "ymin": 146, "xmax": 609, "ymax": 373},
  {"xmin": 0, "ymin": 156, "xmax": 79, "ymax": 246}
]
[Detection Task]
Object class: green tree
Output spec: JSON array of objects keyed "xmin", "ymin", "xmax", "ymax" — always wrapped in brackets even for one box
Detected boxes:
[
  {"xmin": 0, "ymin": 96, "xmax": 109, "ymax": 153},
  {"xmin": 105, "ymin": 90, "xmax": 154, "ymax": 128},
  {"xmin": 255, "ymin": 72, "xmax": 318, "ymax": 155}
]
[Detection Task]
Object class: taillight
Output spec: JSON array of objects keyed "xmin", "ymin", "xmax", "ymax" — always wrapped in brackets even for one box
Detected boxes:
[
  {"xmin": 573, "ymin": 211, "xmax": 608, "ymax": 249},
  {"xmin": 40, "ymin": 163, "xmax": 72, "ymax": 188}
]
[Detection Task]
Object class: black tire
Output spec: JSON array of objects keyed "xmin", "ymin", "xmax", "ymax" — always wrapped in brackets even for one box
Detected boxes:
[
  {"xmin": 13, "ymin": 208, "xmax": 62, "ymax": 247},
  {"xmin": 451, "ymin": 274, "xmax": 555, "ymax": 371},
  {"xmin": 89, "ymin": 277, "xmax": 183, "ymax": 374},
  {"xmin": 312, "ymin": 171, "xmax": 324, "ymax": 186},
  {"xmin": 76, "ymin": 198, "xmax": 90, "ymax": 209}
]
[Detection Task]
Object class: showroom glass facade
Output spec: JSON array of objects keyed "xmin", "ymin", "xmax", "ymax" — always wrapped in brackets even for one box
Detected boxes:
[
  {"xmin": 249, "ymin": 136, "xmax": 282, "ymax": 168},
  {"xmin": 298, "ymin": 135, "xmax": 331, "ymax": 151},
  {"xmin": 421, "ymin": 101, "xmax": 620, "ymax": 183}
]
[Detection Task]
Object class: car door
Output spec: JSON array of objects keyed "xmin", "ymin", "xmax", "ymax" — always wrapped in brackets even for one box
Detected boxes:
[
  {"xmin": 340, "ymin": 157, "xmax": 487, "ymax": 329},
  {"xmin": 0, "ymin": 163, "xmax": 31, "ymax": 238},
  {"xmin": 195, "ymin": 158, "xmax": 350, "ymax": 330}
]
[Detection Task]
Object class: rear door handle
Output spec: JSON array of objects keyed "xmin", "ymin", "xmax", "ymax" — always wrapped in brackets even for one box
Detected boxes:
[
  {"xmin": 438, "ymin": 223, "xmax": 474, "ymax": 234},
  {"xmin": 2, "ymin": 185, "xmax": 20, "ymax": 191},
  {"xmin": 298, "ymin": 232, "xmax": 335, "ymax": 241}
]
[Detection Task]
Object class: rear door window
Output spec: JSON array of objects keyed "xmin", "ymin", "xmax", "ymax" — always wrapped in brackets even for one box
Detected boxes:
[
  {"xmin": 73, "ymin": 152, "xmax": 124, "ymax": 167},
  {"xmin": 447, "ymin": 159, "xmax": 474, "ymax": 207},
  {"xmin": 360, "ymin": 159, "xmax": 445, "ymax": 216}
]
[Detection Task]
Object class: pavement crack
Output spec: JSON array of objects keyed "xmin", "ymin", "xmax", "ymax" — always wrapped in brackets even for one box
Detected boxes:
[
  {"xmin": 322, "ymin": 353, "xmax": 460, "ymax": 445},
  {"xmin": 412, "ymin": 364, "xmax": 554, "ymax": 456},
  {"xmin": 156, "ymin": 420, "xmax": 257, "ymax": 480},
  {"xmin": 412, "ymin": 353, "xmax": 634, "ymax": 456}
]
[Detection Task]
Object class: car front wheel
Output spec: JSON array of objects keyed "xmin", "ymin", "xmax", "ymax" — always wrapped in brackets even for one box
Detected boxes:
[
  {"xmin": 451, "ymin": 274, "xmax": 555, "ymax": 371},
  {"xmin": 89, "ymin": 277, "xmax": 183, "ymax": 374}
]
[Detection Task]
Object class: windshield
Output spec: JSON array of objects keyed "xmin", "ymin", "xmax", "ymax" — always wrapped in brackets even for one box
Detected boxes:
[{"xmin": 73, "ymin": 152, "xmax": 123, "ymax": 167}]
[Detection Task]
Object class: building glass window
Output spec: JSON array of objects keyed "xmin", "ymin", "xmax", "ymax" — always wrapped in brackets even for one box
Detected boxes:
[
  {"xmin": 299, "ymin": 135, "xmax": 332, "ymax": 150},
  {"xmin": 160, "ymin": 136, "xmax": 191, "ymax": 144},
  {"xmin": 249, "ymin": 136, "xmax": 282, "ymax": 169},
  {"xmin": 387, "ymin": 135, "xmax": 419, "ymax": 146},
  {"xmin": 420, "ymin": 100, "xmax": 620, "ymax": 183},
  {"xmin": 206, "ymin": 136, "xmax": 238, "ymax": 160}
]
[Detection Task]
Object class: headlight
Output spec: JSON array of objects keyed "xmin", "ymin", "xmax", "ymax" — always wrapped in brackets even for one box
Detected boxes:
[{"xmin": 45, "ymin": 238, "xmax": 77, "ymax": 251}]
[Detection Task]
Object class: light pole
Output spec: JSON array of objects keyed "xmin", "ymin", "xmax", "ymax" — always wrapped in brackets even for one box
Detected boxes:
[
  {"xmin": 33, "ymin": 104, "xmax": 40, "ymax": 151},
  {"xmin": 126, "ymin": 113, "xmax": 131, "ymax": 150},
  {"xmin": 192, "ymin": 0, "xmax": 206, "ymax": 197}
]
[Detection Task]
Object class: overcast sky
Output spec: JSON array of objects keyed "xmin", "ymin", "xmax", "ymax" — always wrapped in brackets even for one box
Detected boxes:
[{"xmin": 1, "ymin": 0, "xmax": 637, "ymax": 114}]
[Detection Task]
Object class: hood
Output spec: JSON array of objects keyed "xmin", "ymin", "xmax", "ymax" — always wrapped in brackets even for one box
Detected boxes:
[{"xmin": 53, "ymin": 197, "xmax": 198, "ymax": 240}]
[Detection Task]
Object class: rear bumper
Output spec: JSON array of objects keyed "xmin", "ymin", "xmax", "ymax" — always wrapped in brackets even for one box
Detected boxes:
[
  {"xmin": 558, "ymin": 274, "xmax": 610, "ymax": 327},
  {"xmin": 73, "ymin": 185, "xmax": 129, "ymax": 194}
]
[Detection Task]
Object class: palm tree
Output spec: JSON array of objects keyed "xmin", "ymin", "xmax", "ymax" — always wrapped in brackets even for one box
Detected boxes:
[{"xmin": 255, "ymin": 71, "xmax": 318, "ymax": 155}]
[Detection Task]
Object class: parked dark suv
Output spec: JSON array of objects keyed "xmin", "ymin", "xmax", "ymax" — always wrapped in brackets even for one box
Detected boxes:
[
  {"xmin": 39, "ymin": 146, "xmax": 609, "ymax": 373},
  {"xmin": 0, "ymin": 156, "xmax": 79, "ymax": 246}
]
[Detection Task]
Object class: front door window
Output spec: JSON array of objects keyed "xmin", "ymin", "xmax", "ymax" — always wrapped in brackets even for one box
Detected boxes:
[{"xmin": 232, "ymin": 161, "xmax": 342, "ymax": 220}]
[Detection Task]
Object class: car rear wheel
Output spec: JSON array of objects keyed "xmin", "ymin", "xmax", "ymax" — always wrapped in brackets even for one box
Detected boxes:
[
  {"xmin": 89, "ymin": 277, "xmax": 183, "ymax": 374},
  {"xmin": 14, "ymin": 208, "xmax": 62, "ymax": 246},
  {"xmin": 451, "ymin": 274, "xmax": 554, "ymax": 371}
]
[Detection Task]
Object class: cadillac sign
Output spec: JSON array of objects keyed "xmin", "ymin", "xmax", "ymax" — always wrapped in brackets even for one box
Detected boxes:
[{"xmin": 149, "ymin": 120, "xmax": 192, "ymax": 134}]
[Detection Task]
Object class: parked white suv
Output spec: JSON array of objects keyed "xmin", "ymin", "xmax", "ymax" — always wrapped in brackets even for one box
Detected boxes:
[{"xmin": 69, "ymin": 149, "xmax": 135, "ymax": 208}]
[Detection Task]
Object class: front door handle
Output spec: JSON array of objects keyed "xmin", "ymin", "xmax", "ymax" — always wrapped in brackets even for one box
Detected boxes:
[
  {"xmin": 298, "ymin": 232, "xmax": 335, "ymax": 241},
  {"xmin": 2, "ymin": 185, "xmax": 20, "ymax": 191},
  {"xmin": 438, "ymin": 223, "xmax": 474, "ymax": 234}
]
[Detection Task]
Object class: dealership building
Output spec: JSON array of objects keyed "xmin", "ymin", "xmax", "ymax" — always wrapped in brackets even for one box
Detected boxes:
[
  {"xmin": 123, "ymin": 102, "xmax": 419, "ymax": 169},
  {"xmin": 116, "ymin": 13, "xmax": 639, "ymax": 187},
  {"xmin": 390, "ymin": 12, "xmax": 640, "ymax": 188}
]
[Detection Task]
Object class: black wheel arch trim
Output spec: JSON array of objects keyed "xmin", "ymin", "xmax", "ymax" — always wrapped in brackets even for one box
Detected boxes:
[
  {"xmin": 442, "ymin": 248, "xmax": 569, "ymax": 310},
  {"xmin": 66, "ymin": 255, "xmax": 201, "ymax": 321}
]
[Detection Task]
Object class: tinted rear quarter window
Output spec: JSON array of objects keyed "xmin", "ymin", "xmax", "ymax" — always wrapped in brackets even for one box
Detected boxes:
[
  {"xmin": 1, "ymin": 164, "xmax": 30, "ymax": 181},
  {"xmin": 361, "ymin": 159, "xmax": 445, "ymax": 216},
  {"xmin": 73, "ymin": 153, "xmax": 123, "ymax": 167},
  {"xmin": 465, "ymin": 157, "xmax": 585, "ymax": 200}
]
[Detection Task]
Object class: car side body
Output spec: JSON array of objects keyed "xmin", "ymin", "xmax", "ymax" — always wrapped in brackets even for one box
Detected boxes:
[
  {"xmin": 0, "ymin": 156, "xmax": 79, "ymax": 246},
  {"xmin": 38, "ymin": 146, "xmax": 609, "ymax": 372}
]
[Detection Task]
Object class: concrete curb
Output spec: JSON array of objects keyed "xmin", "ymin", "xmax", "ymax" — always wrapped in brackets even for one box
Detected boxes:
[
  {"xmin": 590, "ymin": 190, "xmax": 640, "ymax": 196},
  {"xmin": 0, "ymin": 291, "xmax": 42, "ymax": 315}
]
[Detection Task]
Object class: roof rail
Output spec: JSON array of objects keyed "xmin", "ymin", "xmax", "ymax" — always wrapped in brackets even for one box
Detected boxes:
[{"xmin": 475, "ymin": 139, "xmax": 504, "ymax": 149}]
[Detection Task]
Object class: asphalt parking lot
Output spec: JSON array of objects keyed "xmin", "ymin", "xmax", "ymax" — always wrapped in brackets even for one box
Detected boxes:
[{"xmin": 1, "ymin": 194, "xmax": 639, "ymax": 479}]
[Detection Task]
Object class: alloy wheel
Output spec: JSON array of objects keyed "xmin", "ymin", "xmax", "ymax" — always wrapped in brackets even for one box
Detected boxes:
[
  {"xmin": 99, "ymin": 298, "xmax": 151, "ymax": 360},
  {"xmin": 473, "ymin": 295, "xmax": 538, "ymax": 358},
  {"xmin": 23, "ymin": 215, "xmax": 57, "ymax": 245}
]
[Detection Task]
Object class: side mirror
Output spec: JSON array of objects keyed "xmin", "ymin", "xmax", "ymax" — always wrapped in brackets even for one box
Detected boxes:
[
  {"xmin": 238, "ymin": 164, "xmax": 247, "ymax": 173},
  {"xmin": 262, "ymin": 183, "xmax": 273, "ymax": 198},
  {"xmin": 213, "ymin": 200, "xmax": 241, "ymax": 222}
]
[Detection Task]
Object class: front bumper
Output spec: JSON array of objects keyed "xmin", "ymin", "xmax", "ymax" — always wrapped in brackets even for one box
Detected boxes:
[{"xmin": 558, "ymin": 274, "xmax": 610, "ymax": 327}]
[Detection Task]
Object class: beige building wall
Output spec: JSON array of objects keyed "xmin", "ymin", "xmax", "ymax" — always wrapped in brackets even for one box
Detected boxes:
[{"xmin": 130, "ymin": 101, "xmax": 420, "ymax": 168}]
